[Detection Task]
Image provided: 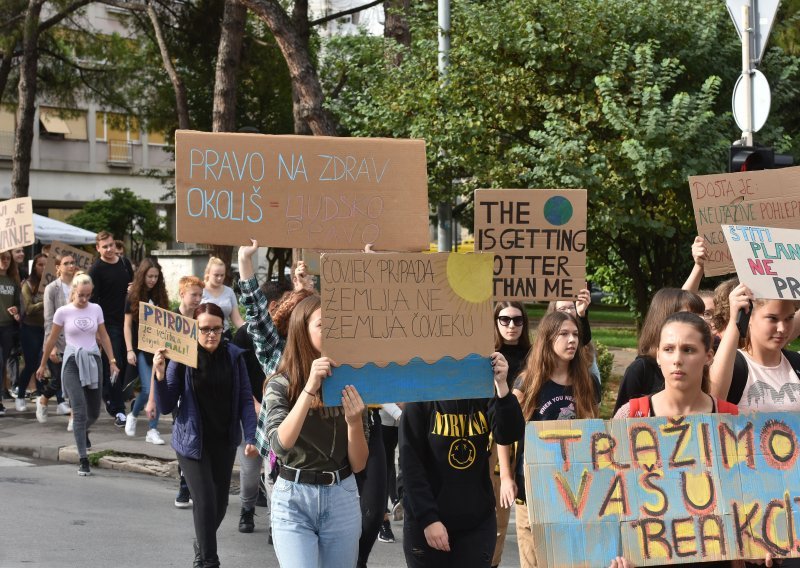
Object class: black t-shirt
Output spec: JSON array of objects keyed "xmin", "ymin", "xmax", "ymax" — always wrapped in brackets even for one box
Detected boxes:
[
  {"xmin": 613, "ymin": 355, "xmax": 664, "ymax": 414},
  {"xmin": 233, "ymin": 323, "xmax": 266, "ymax": 403},
  {"xmin": 193, "ymin": 345, "xmax": 233, "ymax": 444},
  {"xmin": 89, "ymin": 258, "xmax": 132, "ymax": 328}
]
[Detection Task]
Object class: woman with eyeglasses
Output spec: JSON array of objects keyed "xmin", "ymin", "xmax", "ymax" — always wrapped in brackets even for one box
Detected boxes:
[
  {"xmin": 36, "ymin": 273, "xmax": 119, "ymax": 476},
  {"xmin": 547, "ymin": 288, "xmax": 598, "ymax": 378},
  {"xmin": 485, "ymin": 301, "xmax": 531, "ymax": 567},
  {"xmin": 37, "ymin": 253, "xmax": 76, "ymax": 423},
  {"xmin": 497, "ymin": 310, "xmax": 600, "ymax": 568},
  {"xmin": 153, "ymin": 302, "xmax": 257, "ymax": 568},
  {"xmin": 0, "ymin": 250, "xmax": 21, "ymax": 416}
]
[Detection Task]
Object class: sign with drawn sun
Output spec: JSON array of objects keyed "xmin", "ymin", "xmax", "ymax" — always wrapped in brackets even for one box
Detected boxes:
[
  {"xmin": 474, "ymin": 188, "xmax": 587, "ymax": 302},
  {"xmin": 319, "ymin": 252, "xmax": 495, "ymax": 404}
]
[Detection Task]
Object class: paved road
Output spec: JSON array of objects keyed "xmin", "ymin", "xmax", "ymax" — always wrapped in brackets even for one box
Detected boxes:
[{"xmin": 0, "ymin": 453, "xmax": 520, "ymax": 568}]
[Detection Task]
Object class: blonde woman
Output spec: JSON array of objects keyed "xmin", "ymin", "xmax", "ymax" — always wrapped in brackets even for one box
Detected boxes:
[
  {"xmin": 36, "ymin": 273, "xmax": 119, "ymax": 476},
  {"xmin": 201, "ymin": 257, "xmax": 244, "ymax": 336}
]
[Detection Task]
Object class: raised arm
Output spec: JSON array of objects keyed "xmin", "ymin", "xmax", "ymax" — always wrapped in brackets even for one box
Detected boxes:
[
  {"xmin": 708, "ymin": 283, "xmax": 752, "ymax": 400},
  {"xmin": 682, "ymin": 236, "xmax": 707, "ymax": 292}
]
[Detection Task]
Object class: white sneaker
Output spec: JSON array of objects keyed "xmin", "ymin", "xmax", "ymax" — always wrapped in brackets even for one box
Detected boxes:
[
  {"xmin": 145, "ymin": 429, "xmax": 165, "ymax": 445},
  {"xmin": 56, "ymin": 402, "xmax": 71, "ymax": 415},
  {"xmin": 67, "ymin": 417, "xmax": 73, "ymax": 432},
  {"xmin": 35, "ymin": 397, "xmax": 48, "ymax": 423},
  {"xmin": 125, "ymin": 412, "xmax": 137, "ymax": 437},
  {"xmin": 15, "ymin": 398, "xmax": 26, "ymax": 412}
]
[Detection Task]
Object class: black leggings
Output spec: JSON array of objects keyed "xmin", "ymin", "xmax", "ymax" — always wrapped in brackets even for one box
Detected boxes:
[
  {"xmin": 356, "ymin": 408, "xmax": 387, "ymax": 568},
  {"xmin": 0, "ymin": 325, "xmax": 18, "ymax": 390},
  {"xmin": 403, "ymin": 514, "xmax": 496, "ymax": 568},
  {"xmin": 177, "ymin": 441, "xmax": 237, "ymax": 568},
  {"xmin": 381, "ymin": 424, "xmax": 399, "ymax": 505}
]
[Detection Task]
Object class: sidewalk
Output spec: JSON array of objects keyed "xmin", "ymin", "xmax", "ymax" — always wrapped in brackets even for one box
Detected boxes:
[{"xmin": 0, "ymin": 399, "xmax": 182, "ymax": 476}]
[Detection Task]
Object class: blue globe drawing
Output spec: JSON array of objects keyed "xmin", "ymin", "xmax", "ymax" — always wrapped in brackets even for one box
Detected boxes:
[{"xmin": 543, "ymin": 196, "xmax": 573, "ymax": 226}]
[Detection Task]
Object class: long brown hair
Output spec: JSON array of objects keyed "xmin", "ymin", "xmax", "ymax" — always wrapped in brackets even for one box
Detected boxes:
[
  {"xmin": 743, "ymin": 298, "xmax": 800, "ymax": 354},
  {"xmin": 711, "ymin": 277, "xmax": 739, "ymax": 334},
  {"xmin": 26, "ymin": 253, "xmax": 47, "ymax": 294},
  {"xmin": 128, "ymin": 258, "xmax": 169, "ymax": 317},
  {"xmin": 493, "ymin": 301, "xmax": 532, "ymax": 351},
  {"xmin": 0, "ymin": 251, "xmax": 20, "ymax": 285},
  {"xmin": 659, "ymin": 312, "xmax": 713, "ymax": 393},
  {"xmin": 517, "ymin": 311, "xmax": 597, "ymax": 420},
  {"xmin": 638, "ymin": 288, "xmax": 704, "ymax": 358},
  {"xmin": 272, "ymin": 289, "xmax": 315, "ymax": 338},
  {"xmin": 271, "ymin": 295, "xmax": 322, "ymax": 407}
]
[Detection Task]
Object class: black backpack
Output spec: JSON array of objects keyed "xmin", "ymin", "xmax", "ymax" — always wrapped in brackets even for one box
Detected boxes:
[{"xmin": 729, "ymin": 349, "xmax": 800, "ymax": 404}]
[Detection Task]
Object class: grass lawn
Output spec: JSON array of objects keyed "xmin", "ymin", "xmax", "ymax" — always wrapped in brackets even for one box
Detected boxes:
[
  {"xmin": 592, "ymin": 327, "xmax": 638, "ymax": 350},
  {"xmin": 527, "ymin": 303, "xmax": 636, "ymax": 325}
]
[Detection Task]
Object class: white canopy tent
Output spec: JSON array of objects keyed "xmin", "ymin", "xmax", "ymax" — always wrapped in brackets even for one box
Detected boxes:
[{"xmin": 33, "ymin": 214, "xmax": 96, "ymax": 244}]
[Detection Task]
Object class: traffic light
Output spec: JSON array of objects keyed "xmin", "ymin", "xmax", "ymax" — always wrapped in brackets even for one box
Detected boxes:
[{"xmin": 729, "ymin": 145, "xmax": 795, "ymax": 172}]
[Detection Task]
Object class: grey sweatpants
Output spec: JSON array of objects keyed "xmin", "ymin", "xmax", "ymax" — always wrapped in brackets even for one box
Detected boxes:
[{"xmin": 61, "ymin": 357, "xmax": 102, "ymax": 459}]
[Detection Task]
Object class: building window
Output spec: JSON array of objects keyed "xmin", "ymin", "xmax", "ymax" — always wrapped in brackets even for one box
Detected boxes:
[
  {"xmin": 39, "ymin": 107, "xmax": 88, "ymax": 140},
  {"xmin": 96, "ymin": 111, "xmax": 139, "ymax": 143}
]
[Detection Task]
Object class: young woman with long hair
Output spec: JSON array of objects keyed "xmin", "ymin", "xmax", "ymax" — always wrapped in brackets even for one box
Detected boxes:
[
  {"xmin": 0, "ymin": 250, "xmax": 21, "ymax": 415},
  {"xmin": 36, "ymin": 273, "xmax": 119, "ymax": 476},
  {"xmin": 123, "ymin": 258, "xmax": 169, "ymax": 444},
  {"xmin": 613, "ymin": 288, "xmax": 705, "ymax": 413},
  {"xmin": 17, "ymin": 253, "xmax": 47, "ymax": 415},
  {"xmin": 38, "ymin": 253, "xmax": 76, "ymax": 423},
  {"xmin": 202, "ymin": 256, "xmax": 244, "ymax": 336},
  {"xmin": 264, "ymin": 294, "xmax": 369, "ymax": 568},
  {"xmin": 153, "ymin": 302, "xmax": 257, "ymax": 568},
  {"xmin": 497, "ymin": 310, "xmax": 600, "ymax": 568}
]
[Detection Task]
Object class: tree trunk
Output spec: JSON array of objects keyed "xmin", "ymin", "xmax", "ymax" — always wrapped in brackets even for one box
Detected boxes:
[
  {"xmin": 383, "ymin": 0, "xmax": 410, "ymax": 65},
  {"xmin": 146, "ymin": 2, "xmax": 190, "ymax": 130},
  {"xmin": 240, "ymin": 0, "xmax": 337, "ymax": 136},
  {"xmin": 11, "ymin": 0, "xmax": 44, "ymax": 199},
  {"xmin": 213, "ymin": 0, "xmax": 246, "ymax": 133}
]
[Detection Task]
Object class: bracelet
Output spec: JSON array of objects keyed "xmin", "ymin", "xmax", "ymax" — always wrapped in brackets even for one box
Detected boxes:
[
  {"xmin": 304, "ymin": 388, "xmax": 318, "ymax": 398},
  {"xmin": 110, "ymin": 359, "xmax": 117, "ymax": 365},
  {"xmin": 127, "ymin": 349, "xmax": 134, "ymax": 353}
]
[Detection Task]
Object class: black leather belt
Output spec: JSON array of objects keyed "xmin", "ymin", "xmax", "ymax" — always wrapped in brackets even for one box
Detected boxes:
[{"xmin": 278, "ymin": 464, "xmax": 352, "ymax": 486}]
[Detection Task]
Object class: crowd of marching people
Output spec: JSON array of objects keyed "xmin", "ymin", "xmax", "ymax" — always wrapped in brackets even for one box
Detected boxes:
[{"xmin": 4, "ymin": 230, "xmax": 800, "ymax": 568}]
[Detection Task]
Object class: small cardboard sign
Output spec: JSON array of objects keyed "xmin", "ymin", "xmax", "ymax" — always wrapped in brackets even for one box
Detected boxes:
[
  {"xmin": 320, "ymin": 252, "xmax": 495, "ymax": 404},
  {"xmin": 42, "ymin": 242, "xmax": 95, "ymax": 288},
  {"xmin": 524, "ymin": 413, "xmax": 800, "ymax": 567},
  {"xmin": 0, "ymin": 197, "xmax": 34, "ymax": 253},
  {"xmin": 474, "ymin": 189, "xmax": 587, "ymax": 301},
  {"xmin": 175, "ymin": 130, "xmax": 430, "ymax": 251},
  {"xmin": 722, "ymin": 224, "xmax": 800, "ymax": 299},
  {"xmin": 688, "ymin": 165, "xmax": 800, "ymax": 276},
  {"xmin": 137, "ymin": 303, "xmax": 198, "ymax": 368}
]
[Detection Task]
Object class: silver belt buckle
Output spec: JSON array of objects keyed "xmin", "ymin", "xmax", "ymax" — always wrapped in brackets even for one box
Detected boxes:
[{"xmin": 322, "ymin": 471, "xmax": 337, "ymax": 486}]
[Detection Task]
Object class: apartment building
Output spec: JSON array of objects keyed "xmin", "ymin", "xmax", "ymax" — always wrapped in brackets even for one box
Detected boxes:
[{"xmin": 0, "ymin": 2, "xmax": 172, "ymax": 231}]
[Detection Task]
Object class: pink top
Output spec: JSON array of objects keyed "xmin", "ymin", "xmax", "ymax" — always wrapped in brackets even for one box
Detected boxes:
[{"xmin": 53, "ymin": 303, "xmax": 104, "ymax": 350}]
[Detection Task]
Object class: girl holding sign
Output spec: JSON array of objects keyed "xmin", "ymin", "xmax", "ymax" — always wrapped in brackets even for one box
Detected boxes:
[
  {"xmin": 36, "ymin": 273, "xmax": 119, "ymax": 476},
  {"xmin": 263, "ymin": 294, "xmax": 369, "ymax": 568},
  {"xmin": 123, "ymin": 258, "xmax": 169, "ymax": 445},
  {"xmin": 497, "ymin": 310, "xmax": 600, "ymax": 568}
]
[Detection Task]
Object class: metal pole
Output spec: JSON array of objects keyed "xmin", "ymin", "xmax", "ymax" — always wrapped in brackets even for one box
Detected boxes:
[
  {"xmin": 436, "ymin": 0, "xmax": 453, "ymax": 252},
  {"xmin": 741, "ymin": 2, "xmax": 754, "ymax": 146}
]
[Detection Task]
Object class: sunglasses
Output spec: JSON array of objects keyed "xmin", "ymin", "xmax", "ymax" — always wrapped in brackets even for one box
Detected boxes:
[{"xmin": 497, "ymin": 315, "xmax": 524, "ymax": 327}]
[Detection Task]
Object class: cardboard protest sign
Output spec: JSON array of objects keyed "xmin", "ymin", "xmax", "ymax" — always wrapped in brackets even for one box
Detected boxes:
[
  {"xmin": 722, "ymin": 224, "xmax": 800, "ymax": 299},
  {"xmin": 474, "ymin": 189, "xmax": 587, "ymax": 301},
  {"xmin": 523, "ymin": 412, "xmax": 800, "ymax": 567},
  {"xmin": 320, "ymin": 252, "xmax": 495, "ymax": 404},
  {"xmin": 41, "ymin": 242, "xmax": 95, "ymax": 288},
  {"xmin": 137, "ymin": 303, "xmax": 198, "ymax": 368},
  {"xmin": 175, "ymin": 130, "xmax": 429, "ymax": 251},
  {"xmin": 688, "ymin": 165, "xmax": 800, "ymax": 276},
  {"xmin": 0, "ymin": 197, "xmax": 34, "ymax": 253}
]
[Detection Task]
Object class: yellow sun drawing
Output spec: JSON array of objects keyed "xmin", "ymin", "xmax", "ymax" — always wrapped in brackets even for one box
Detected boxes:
[{"xmin": 446, "ymin": 253, "xmax": 493, "ymax": 304}]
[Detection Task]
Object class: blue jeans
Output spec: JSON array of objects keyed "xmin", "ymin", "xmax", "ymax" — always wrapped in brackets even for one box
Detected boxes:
[
  {"xmin": 271, "ymin": 473, "xmax": 361, "ymax": 568},
  {"xmin": 131, "ymin": 351, "xmax": 158, "ymax": 430}
]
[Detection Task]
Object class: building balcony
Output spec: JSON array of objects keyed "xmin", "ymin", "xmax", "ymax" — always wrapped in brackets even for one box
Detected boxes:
[{"xmin": 107, "ymin": 139, "xmax": 133, "ymax": 166}]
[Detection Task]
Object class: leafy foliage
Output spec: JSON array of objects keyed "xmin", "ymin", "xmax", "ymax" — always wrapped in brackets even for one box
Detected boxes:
[{"xmin": 67, "ymin": 187, "xmax": 170, "ymax": 262}]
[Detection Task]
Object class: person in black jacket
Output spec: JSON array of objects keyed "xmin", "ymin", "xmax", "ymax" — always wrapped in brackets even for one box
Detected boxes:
[{"xmin": 399, "ymin": 352, "xmax": 525, "ymax": 568}]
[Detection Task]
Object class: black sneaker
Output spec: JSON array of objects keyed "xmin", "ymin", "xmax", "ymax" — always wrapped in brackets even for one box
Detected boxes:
[
  {"xmin": 377, "ymin": 519, "xmax": 395, "ymax": 543},
  {"xmin": 193, "ymin": 540, "xmax": 202, "ymax": 568},
  {"xmin": 78, "ymin": 458, "xmax": 91, "ymax": 476},
  {"xmin": 114, "ymin": 413, "xmax": 126, "ymax": 427},
  {"xmin": 175, "ymin": 484, "xmax": 193, "ymax": 509},
  {"xmin": 238, "ymin": 507, "xmax": 255, "ymax": 533}
]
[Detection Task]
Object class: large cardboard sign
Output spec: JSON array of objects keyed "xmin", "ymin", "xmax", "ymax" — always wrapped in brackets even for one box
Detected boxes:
[
  {"xmin": 137, "ymin": 303, "xmax": 198, "ymax": 368},
  {"xmin": 320, "ymin": 252, "xmax": 495, "ymax": 404},
  {"xmin": 41, "ymin": 242, "xmax": 95, "ymax": 288},
  {"xmin": 175, "ymin": 131, "xmax": 429, "ymax": 251},
  {"xmin": 524, "ymin": 413, "xmax": 800, "ymax": 567},
  {"xmin": 688, "ymin": 166, "xmax": 800, "ymax": 276},
  {"xmin": 723, "ymin": 224, "xmax": 800, "ymax": 299},
  {"xmin": 0, "ymin": 197, "xmax": 34, "ymax": 253},
  {"xmin": 474, "ymin": 189, "xmax": 587, "ymax": 301}
]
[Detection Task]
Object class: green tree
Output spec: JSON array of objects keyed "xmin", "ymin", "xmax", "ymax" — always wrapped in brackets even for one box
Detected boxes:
[
  {"xmin": 67, "ymin": 187, "xmax": 170, "ymax": 262},
  {"xmin": 325, "ymin": 0, "xmax": 800, "ymax": 315}
]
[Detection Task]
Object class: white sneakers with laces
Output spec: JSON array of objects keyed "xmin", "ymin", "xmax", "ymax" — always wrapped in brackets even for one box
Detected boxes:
[
  {"xmin": 35, "ymin": 397, "xmax": 48, "ymax": 423},
  {"xmin": 15, "ymin": 398, "xmax": 26, "ymax": 412},
  {"xmin": 145, "ymin": 429, "xmax": 165, "ymax": 445},
  {"xmin": 125, "ymin": 412, "xmax": 137, "ymax": 437},
  {"xmin": 56, "ymin": 402, "xmax": 71, "ymax": 415}
]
